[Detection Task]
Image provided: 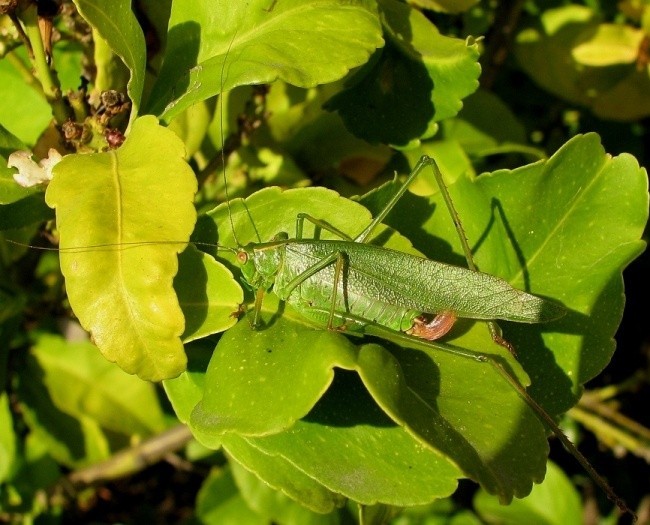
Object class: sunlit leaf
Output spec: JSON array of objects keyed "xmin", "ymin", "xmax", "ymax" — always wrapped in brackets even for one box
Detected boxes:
[
  {"xmin": 145, "ymin": 0, "xmax": 383, "ymax": 121},
  {"xmin": 45, "ymin": 116, "xmax": 198, "ymax": 380}
]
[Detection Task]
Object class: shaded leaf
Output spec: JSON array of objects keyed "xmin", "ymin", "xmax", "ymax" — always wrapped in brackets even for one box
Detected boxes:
[
  {"xmin": 380, "ymin": 134, "xmax": 648, "ymax": 416},
  {"xmin": 326, "ymin": 0, "xmax": 480, "ymax": 145},
  {"xmin": 515, "ymin": 6, "xmax": 650, "ymax": 120},
  {"xmin": 30, "ymin": 334, "xmax": 166, "ymax": 435},
  {"xmin": 45, "ymin": 116, "xmax": 198, "ymax": 381},
  {"xmin": 0, "ymin": 393, "xmax": 16, "ymax": 482},
  {"xmin": 239, "ymin": 370, "xmax": 462, "ymax": 507},
  {"xmin": 196, "ymin": 466, "xmax": 269, "ymax": 525},
  {"xmin": 175, "ymin": 245, "xmax": 243, "ymax": 343}
]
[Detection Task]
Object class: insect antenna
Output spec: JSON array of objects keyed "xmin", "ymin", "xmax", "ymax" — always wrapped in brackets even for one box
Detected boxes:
[
  {"xmin": 220, "ymin": 8, "xmax": 243, "ymax": 250},
  {"xmin": 4, "ymin": 238, "xmax": 236, "ymax": 255}
]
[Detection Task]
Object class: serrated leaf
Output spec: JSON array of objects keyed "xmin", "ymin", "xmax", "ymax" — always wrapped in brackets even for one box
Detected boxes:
[
  {"xmin": 230, "ymin": 457, "xmax": 343, "ymax": 523},
  {"xmin": 474, "ymin": 461, "xmax": 583, "ymax": 525},
  {"xmin": 224, "ymin": 435, "xmax": 346, "ymax": 515},
  {"xmin": 326, "ymin": 0, "xmax": 480, "ymax": 145},
  {"xmin": 73, "ymin": 0, "xmax": 147, "ymax": 126},
  {"xmin": 45, "ymin": 116, "xmax": 198, "ymax": 381},
  {"xmin": 145, "ymin": 0, "xmax": 383, "ymax": 121}
]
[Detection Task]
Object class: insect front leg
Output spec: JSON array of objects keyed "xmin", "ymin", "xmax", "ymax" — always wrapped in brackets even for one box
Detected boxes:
[{"xmin": 296, "ymin": 213, "xmax": 354, "ymax": 241}]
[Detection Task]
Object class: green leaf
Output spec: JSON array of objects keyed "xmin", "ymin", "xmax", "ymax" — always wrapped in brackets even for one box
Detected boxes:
[
  {"xmin": 30, "ymin": 334, "xmax": 166, "ymax": 435},
  {"xmin": 196, "ymin": 466, "xmax": 269, "ymax": 525},
  {"xmin": 17, "ymin": 354, "xmax": 111, "ymax": 468},
  {"xmin": 190, "ymin": 302, "xmax": 356, "ymax": 440},
  {"xmin": 0, "ymin": 51, "xmax": 51, "ymax": 145},
  {"xmin": 223, "ymin": 434, "xmax": 346, "ymax": 515},
  {"xmin": 0, "ymin": 193, "xmax": 53, "ymax": 231},
  {"xmin": 198, "ymin": 183, "xmax": 552, "ymax": 503},
  {"xmin": 233, "ymin": 369, "xmax": 462, "ymax": 507},
  {"xmin": 0, "ymin": 124, "xmax": 35, "ymax": 205},
  {"xmin": 163, "ymin": 342, "xmax": 213, "ymax": 425},
  {"xmin": 230, "ymin": 459, "xmax": 342, "ymax": 524},
  {"xmin": 474, "ymin": 461, "xmax": 583, "ymax": 525},
  {"xmin": 0, "ymin": 393, "xmax": 17, "ymax": 482},
  {"xmin": 326, "ymin": 0, "xmax": 480, "ymax": 145},
  {"xmin": 572, "ymin": 24, "xmax": 645, "ymax": 66},
  {"xmin": 145, "ymin": 0, "xmax": 383, "ymax": 121},
  {"xmin": 515, "ymin": 6, "xmax": 650, "ymax": 120},
  {"xmin": 73, "ymin": 0, "xmax": 147, "ymax": 126},
  {"xmin": 45, "ymin": 116, "xmax": 198, "ymax": 381},
  {"xmin": 175, "ymin": 245, "xmax": 243, "ymax": 343}
]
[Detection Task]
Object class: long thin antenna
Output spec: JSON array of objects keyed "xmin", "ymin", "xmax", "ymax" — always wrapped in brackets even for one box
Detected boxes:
[{"xmin": 220, "ymin": 6, "xmax": 246, "ymax": 248}]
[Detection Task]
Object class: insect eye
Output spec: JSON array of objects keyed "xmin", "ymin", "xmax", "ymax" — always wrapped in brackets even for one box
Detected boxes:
[{"xmin": 236, "ymin": 251, "xmax": 248, "ymax": 264}]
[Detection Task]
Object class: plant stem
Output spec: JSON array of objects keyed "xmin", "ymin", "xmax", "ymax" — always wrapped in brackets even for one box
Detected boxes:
[
  {"xmin": 19, "ymin": 4, "xmax": 70, "ymax": 125},
  {"xmin": 65, "ymin": 425, "xmax": 193, "ymax": 486}
]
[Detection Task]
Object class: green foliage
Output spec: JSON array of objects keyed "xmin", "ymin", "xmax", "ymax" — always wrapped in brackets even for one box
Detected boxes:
[{"xmin": 0, "ymin": 0, "xmax": 648, "ymax": 523}]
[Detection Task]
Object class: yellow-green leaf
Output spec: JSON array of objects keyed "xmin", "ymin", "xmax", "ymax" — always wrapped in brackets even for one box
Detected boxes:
[
  {"xmin": 572, "ymin": 24, "xmax": 645, "ymax": 66},
  {"xmin": 45, "ymin": 116, "xmax": 198, "ymax": 381}
]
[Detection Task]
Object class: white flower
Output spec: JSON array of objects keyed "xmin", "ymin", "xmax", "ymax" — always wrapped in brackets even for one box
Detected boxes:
[{"xmin": 8, "ymin": 149, "xmax": 63, "ymax": 187}]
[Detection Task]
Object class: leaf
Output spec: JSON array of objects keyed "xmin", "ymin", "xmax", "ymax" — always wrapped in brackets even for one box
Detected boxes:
[
  {"xmin": 230, "ymin": 459, "xmax": 343, "ymax": 523},
  {"xmin": 45, "ymin": 116, "xmax": 198, "ymax": 381},
  {"xmin": 515, "ymin": 6, "xmax": 650, "ymax": 120},
  {"xmin": 0, "ymin": 193, "xmax": 53, "ymax": 231},
  {"xmin": 30, "ymin": 334, "xmax": 166, "ymax": 436},
  {"xmin": 73, "ymin": 0, "xmax": 147, "ymax": 126},
  {"xmin": 224, "ymin": 434, "xmax": 346, "ymax": 515},
  {"xmin": 175, "ymin": 245, "xmax": 244, "ymax": 343},
  {"xmin": 326, "ymin": 0, "xmax": 480, "ymax": 145},
  {"xmin": 572, "ymin": 24, "xmax": 645, "ymax": 66},
  {"xmin": 0, "ymin": 51, "xmax": 51, "ymax": 145},
  {"xmin": 196, "ymin": 466, "xmax": 269, "ymax": 525},
  {"xmin": 409, "ymin": 0, "xmax": 479, "ymax": 14},
  {"xmin": 0, "ymin": 124, "xmax": 36, "ymax": 204},
  {"xmin": 163, "ymin": 342, "xmax": 213, "ymax": 425},
  {"xmin": 231, "ymin": 370, "xmax": 463, "ymax": 507},
  {"xmin": 0, "ymin": 393, "xmax": 16, "ymax": 482},
  {"xmin": 197, "ymin": 183, "xmax": 551, "ymax": 502},
  {"xmin": 190, "ymin": 305, "xmax": 358, "ymax": 440},
  {"xmin": 145, "ymin": 0, "xmax": 383, "ymax": 121},
  {"xmin": 474, "ymin": 461, "xmax": 583, "ymax": 525},
  {"xmin": 16, "ymin": 352, "xmax": 111, "ymax": 468}
]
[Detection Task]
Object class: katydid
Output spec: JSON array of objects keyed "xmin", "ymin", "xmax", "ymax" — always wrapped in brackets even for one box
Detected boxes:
[{"xmin": 233, "ymin": 155, "xmax": 564, "ymax": 350}]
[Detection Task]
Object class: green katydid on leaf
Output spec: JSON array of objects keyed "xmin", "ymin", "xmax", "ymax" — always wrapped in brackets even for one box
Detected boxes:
[{"xmin": 12, "ymin": 0, "xmax": 646, "ymax": 517}]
